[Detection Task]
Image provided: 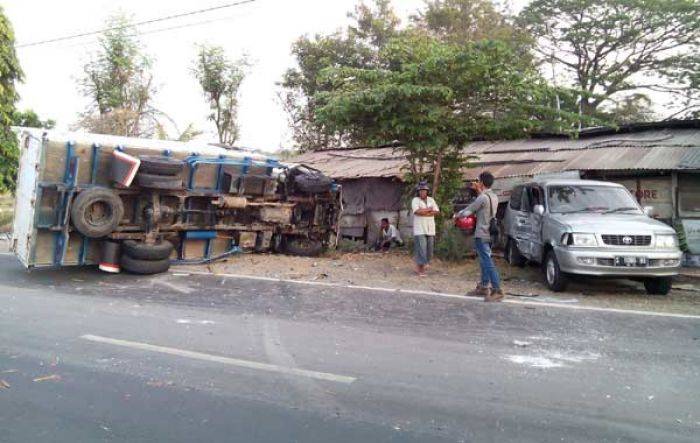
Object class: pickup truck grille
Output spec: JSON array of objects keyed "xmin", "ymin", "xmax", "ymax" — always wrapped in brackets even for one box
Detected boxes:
[{"xmin": 601, "ymin": 235, "xmax": 651, "ymax": 246}]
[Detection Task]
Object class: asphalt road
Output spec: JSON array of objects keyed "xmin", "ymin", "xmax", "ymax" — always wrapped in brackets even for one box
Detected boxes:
[{"xmin": 1, "ymin": 254, "xmax": 699, "ymax": 442}]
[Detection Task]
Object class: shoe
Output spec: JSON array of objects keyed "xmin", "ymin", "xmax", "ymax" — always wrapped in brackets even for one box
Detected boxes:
[
  {"xmin": 466, "ymin": 284, "xmax": 490, "ymax": 297},
  {"xmin": 485, "ymin": 288, "xmax": 505, "ymax": 302}
]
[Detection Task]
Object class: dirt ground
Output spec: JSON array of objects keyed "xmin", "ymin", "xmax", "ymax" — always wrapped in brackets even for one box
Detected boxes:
[{"xmin": 187, "ymin": 249, "xmax": 700, "ymax": 315}]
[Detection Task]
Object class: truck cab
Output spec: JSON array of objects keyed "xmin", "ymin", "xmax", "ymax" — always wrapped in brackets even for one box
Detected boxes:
[{"xmin": 503, "ymin": 179, "xmax": 682, "ymax": 295}]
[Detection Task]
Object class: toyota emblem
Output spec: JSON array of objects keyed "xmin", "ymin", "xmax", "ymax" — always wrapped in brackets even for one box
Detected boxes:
[{"xmin": 622, "ymin": 236, "xmax": 633, "ymax": 245}]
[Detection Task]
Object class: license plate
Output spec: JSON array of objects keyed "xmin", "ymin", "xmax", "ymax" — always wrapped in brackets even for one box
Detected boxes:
[{"xmin": 614, "ymin": 256, "xmax": 647, "ymax": 267}]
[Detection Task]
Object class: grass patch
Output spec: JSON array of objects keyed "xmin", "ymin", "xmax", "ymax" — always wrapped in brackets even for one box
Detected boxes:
[{"xmin": 0, "ymin": 194, "xmax": 13, "ymax": 232}]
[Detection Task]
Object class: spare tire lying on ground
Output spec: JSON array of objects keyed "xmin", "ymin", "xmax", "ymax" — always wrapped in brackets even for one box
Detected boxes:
[
  {"xmin": 70, "ymin": 187, "xmax": 124, "ymax": 238},
  {"xmin": 139, "ymin": 156, "xmax": 185, "ymax": 176},
  {"xmin": 289, "ymin": 166, "xmax": 333, "ymax": 194},
  {"xmin": 120, "ymin": 253, "xmax": 171, "ymax": 275},
  {"xmin": 283, "ymin": 236, "xmax": 323, "ymax": 257},
  {"xmin": 122, "ymin": 239, "xmax": 174, "ymax": 261},
  {"xmin": 136, "ymin": 172, "xmax": 184, "ymax": 190}
]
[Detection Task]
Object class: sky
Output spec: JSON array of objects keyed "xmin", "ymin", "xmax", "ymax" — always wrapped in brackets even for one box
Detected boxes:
[
  {"xmin": 7, "ymin": 0, "xmax": 535, "ymax": 152},
  {"xmin": 6, "ymin": 0, "xmax": 425, "ymax": 151}
]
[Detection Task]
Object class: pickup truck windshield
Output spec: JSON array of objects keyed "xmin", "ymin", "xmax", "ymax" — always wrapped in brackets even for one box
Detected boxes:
[{"xmin": 547, "ymin": 185, "xmax": 641, "ymax": 214}]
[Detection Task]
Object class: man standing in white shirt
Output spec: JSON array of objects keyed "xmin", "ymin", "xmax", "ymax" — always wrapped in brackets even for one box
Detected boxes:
[{"xmin": 411, "ymin": 181, "xmax": 440, "ymax": 276}]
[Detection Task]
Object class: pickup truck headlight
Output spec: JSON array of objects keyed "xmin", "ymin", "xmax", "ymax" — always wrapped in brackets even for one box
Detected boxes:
[
  {"xmin": 655, "ymin": 234, "xmax": 678, "ymax": 249},
  {"xmin": 565, "ymin": 233, "xmax": 598, "ymax": 247}
]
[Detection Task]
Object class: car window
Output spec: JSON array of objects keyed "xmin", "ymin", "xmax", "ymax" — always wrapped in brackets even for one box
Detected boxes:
[
  {"xmin": 547, "ymin": 185, "xmax": 642, "ymax": 214},
  {"xmin": 509, "ymin": 186, "xmax": 523, "ymax": 210}
]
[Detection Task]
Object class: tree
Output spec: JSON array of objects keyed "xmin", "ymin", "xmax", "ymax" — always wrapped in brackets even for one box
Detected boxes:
[
  {"xmin": 314, "ymin": 36, "xmax": 580, "ymax": 211},
  {"xmin": 0, "ymin": 6, "xmax": 22, "ymax": 193},
  {"xmin": 78, "ymin": 13, "xmax": 158, "ymax": 137},
  {"xmin": 155, "ymin": 121, "xmax": 202, "ymax": 142},
  {"xmin": 193, "ymin": 44, "xmax": 247, "ymax": 146},
  {"xmin": 12, "ymin": 109, "xmax": 55, "ymax": 129},
  {"xmin": 280, "ymin": 0, "xmax": 400, "ymax": 150},
  {"xmin": 519, "ymin": 0, "xmax": 700, "ymax": 119},
  {"xmin": 412, "ymin": 0, "xmax": 530, "ymax": 52}
]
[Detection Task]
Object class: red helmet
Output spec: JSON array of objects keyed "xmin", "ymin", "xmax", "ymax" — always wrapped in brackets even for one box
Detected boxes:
[{"xmin": 454, "ymin": 214, "xmax": 477, "ymax": 231}]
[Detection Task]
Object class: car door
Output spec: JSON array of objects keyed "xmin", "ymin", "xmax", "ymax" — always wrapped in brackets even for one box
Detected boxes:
[
  {"xmin": 526, "ymin": 185, "xmax": 545, "ymax": 261},
  {"xmin": 509, "ymin": 186, "xmax": 533, "ymax": 259}
]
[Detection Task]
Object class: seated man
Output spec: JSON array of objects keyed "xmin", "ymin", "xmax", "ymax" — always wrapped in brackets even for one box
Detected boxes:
[{"xmin": 374, "ymin": 218, "xmax": 404, "ymax": 251}]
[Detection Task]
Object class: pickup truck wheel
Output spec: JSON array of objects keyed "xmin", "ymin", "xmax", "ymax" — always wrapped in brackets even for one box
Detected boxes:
[
  {"xmin": 70, "ymin": 188, "xmax": 124, "ymax": 238},
  {"xmin": 506, "ymin": 238, "xmax": 526, "ymax": 267},
  {"xmin": 544, "ymin": 250, "xmax": 568, "ymax": 292},
  {"xmin": 123, "ymin": 240, "xmax": 174, "ymax": 261},
  {"xmin": 137, "ymin": 172, "xmax": 184, "ymax": 190},
  {"xmin": 643, "ymin": 277, "xmax": 672, "ymax": 295},
  {"xmin": 283, "ymin": 236, "xmax": 323, "ymax": 257},
  {"xmin": 120, "ymin": 254, "xmax": 171, "ymax": 275},
  {"xmin": 138, "ymin": 156, "xmax": 184, "ymax": 176}
]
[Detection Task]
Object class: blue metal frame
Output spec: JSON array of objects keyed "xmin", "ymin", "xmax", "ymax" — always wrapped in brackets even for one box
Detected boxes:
[
  {"xmin": 53, "ymin": 141, "xmax": 79, "ymax": 266},
  {"xmin": 183, "ymin": 155, "xmax": 281, "ymax": 259}
]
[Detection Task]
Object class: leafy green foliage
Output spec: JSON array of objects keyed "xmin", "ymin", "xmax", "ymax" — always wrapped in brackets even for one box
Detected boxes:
[
  {"xmin": 412, "ymin": 0, "xmax": 531, "ymax": 53},
  {"xmin": 280, "ymin": 0, "xmax": 399, "ymax": 150},
  {"xmin": 0, "ymin": 6, "xmax": 22, "ymax": 193},
  {"xmin": 519, "ymin": 0, "xmax": 700, "ymax": 119},
  {"xmin": 192, "ymin": 44, "xmax": 248, "ymax": 146},
  {"xmin": 12, "ymin": 109, "xmax": 55, "ymax": 129},
  {"xmin": 434, "ymin": 224, "xmax": 472, "ymax": 261},
  {"xmin": 78, "ymin": 13, "xmax": 158, "ymax": 137},
  {"xmin": 314, "ymin": 36, "xmax": 581, "ymax": 213}
]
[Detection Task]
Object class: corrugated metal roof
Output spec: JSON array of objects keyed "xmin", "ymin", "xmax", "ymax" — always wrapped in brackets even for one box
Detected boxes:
[{"xmin": 293, "ymin": 125, "xmax": 700, "ymax": 181}]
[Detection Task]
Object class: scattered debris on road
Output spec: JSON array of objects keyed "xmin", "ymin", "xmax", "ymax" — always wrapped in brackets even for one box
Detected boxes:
[{"xmin": 33, "ymin": 374, "xmax": 61, "ymax": 382}]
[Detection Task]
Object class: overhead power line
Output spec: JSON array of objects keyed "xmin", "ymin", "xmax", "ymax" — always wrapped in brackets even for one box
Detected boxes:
[{"xmin": 16, "ymin": 0, "xmax": 257, "ymax": 48}]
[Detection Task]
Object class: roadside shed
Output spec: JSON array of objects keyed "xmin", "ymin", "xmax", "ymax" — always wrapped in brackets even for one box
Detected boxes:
[{"xmin": 293, "ymin": 120, "xmax": 700, "ymax": 251}]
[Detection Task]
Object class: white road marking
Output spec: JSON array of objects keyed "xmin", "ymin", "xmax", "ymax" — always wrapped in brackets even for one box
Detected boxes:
[
  {"xmin": 80, "ymin": 334, "xmax": 356, "ymax": 384},
  {"xmin": 176, "ymin": 270, "xmax": 700, "ymax": 320}
]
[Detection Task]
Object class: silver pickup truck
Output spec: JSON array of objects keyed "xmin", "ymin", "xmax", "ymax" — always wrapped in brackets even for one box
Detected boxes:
[{"xmin": 503, "ymin": 179, "xmax": 682, "ymax": 295}]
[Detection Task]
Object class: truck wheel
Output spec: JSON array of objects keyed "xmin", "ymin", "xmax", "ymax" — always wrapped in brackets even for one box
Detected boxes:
[
  {"xmin": 136, "ymin": 173, "xmax": 184, "ymax": 190},
  {"xmin": 643, "ymin": 277, "xmax": 672, "ymax": 295},
  {"xmin": 283, "ymin": 236, "xmax": 323, "ymax": 257},
  {"xmin": 506, "ymin": 238, "xmax": 526, "ymax": 267},
  {"xmin": 120, "ymin": 254, "xmax": 171, "ymax": 275},
  {"xmin": 139, "ymin": 156, "xmax": 184, "ymax": 176},
  {"xmin": 292, "ymin": 169, "xmax": 333, "ymax": 194},
  {"xmin": 70, "ymin": 188, "xmax": 124, "ymax": 238},
  {"xmin": 122, "ymin": 240, "xmax": 174, "ymax": 261},
  {"xmin": 544, "ymin": 250, "xmax": 568, "ymax": 292}
]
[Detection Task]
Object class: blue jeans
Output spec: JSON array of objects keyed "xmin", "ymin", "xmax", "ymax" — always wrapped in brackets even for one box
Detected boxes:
[
  {"xmin": 474, "ymin": 238, "xmax": 500, "ymax": 290},
  {"xmin": 413, "ymin": 235, "xmax": 434, "ymax": 266}
]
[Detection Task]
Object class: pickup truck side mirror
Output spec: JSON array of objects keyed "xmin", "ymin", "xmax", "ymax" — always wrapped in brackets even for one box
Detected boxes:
[
  {"xmin": 534, "ymin": 204, "xmax": 545, "ymax": 216},
  {"xmin": 643, "ymin": 206, "xmax": 653, "ymax": 216}
]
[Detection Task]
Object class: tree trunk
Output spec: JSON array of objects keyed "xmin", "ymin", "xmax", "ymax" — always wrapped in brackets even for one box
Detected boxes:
[{"xmin": 432, "ymin": 152, "xmax": 442, "ymax": 195}]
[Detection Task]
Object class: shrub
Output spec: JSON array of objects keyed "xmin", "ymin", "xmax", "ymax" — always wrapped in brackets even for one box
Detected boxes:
[{"xmin": 435, "ymin": 224, "xmax": 472, "ymax": 262}]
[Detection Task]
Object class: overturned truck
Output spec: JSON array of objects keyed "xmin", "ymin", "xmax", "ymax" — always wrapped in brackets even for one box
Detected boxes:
[{"xmin": 11, "ymin": 129, "xmax": 341, "ymax": 274}]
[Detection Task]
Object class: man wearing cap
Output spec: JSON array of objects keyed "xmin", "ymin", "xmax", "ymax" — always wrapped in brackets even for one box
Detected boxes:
[{"xmin": 411, "ymin": 181, "xmax": 439, "ymax": 276}]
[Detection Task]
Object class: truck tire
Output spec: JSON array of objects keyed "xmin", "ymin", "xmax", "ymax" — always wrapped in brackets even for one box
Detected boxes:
[
  {"xmin": 544, "ymin": 249, "xmax": 568, "ymax": 292},
  {"xmin": 136, "ymin": 172, "xmax": 184, "ymax": 190},
  {"xmin": 70, "ymin": 187, "xmax": 124, "ymax": 238},
  {"xmin": 120, "ymin": 254, "xmax": 171, "ymax": 275},
  {"xmin": 139, "ymin": 156, "xmax": 185, "ymax": 176},
  {"xmin": 291, "ymin": 168, "xmax": 333, "ymax": 194},
  {"xmin": 506, "ymin": 238, "xmax": 526, "ymax": 267},
  {"xmin": 122, "ymin": 240, "xmax": 174, "ymax": 261},
  {"xmin": 283, "ymin": 236, "xmax": 323, "ymax": 257},
  {"xmin": 643, "ymin": 277, "xmax": 672, "ymax": 295}
]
